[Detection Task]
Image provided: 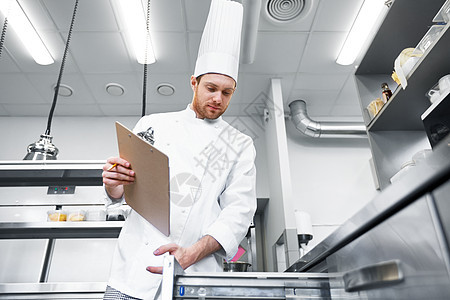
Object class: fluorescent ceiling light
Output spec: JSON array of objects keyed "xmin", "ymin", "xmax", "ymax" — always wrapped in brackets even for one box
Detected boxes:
[
  {"xmin": 336, "ymin": 0, "xmax": 386, "ymax": 66},
  {"xmin": 0, "ymin": 0, "xmax": 54, "ymax": 65},
  {"xmin": 116, "ymin": 0, "xmax": 156, "ymax": 64}
]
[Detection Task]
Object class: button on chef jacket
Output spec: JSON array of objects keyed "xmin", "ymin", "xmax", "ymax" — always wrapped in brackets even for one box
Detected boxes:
[{"xmin": 106, "ymin": 105, "xmax": 257, "ymax": 299}]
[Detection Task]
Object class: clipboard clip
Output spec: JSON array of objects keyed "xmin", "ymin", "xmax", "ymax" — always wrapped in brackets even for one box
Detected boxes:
[{"xmin": 137, "ymin": 127, "xmax": 155, "ymax": 145}]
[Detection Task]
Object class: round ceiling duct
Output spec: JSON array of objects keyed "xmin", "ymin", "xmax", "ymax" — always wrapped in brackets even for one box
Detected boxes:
[
  {"xmin": 52, "ymin": 84, "xmax": 73, "ymax": 97},
  {"xmin": 156, "ymin": 83, "xmax": 175, "ymax": 96},
  {"xmin": 106, "ymin": 83, "xmax": 125, "ymax": 96},
  {"xmin": 265, "ymin": 0, "xmax": 309, "ymax": 23}
]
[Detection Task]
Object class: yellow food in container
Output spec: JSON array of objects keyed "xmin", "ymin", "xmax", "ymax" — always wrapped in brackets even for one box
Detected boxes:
[
  {"xmin": 47, "ymin": 210, "xmax": 67, "ymax": 222},
  {"xmin": 366, "ymin": 98, "xmax": 385, "ymax": 119},
  {"xmin": 67, "ymin": 210, "xmax": 86, "ymax": 221}
]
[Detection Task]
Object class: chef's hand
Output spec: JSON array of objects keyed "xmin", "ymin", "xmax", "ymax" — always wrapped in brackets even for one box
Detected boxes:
[
  {"xmin": 146, "ymin": 244, "xmax": 189, "ymax": 274},
  {"xmin": 146, "ymin": 235, "xmax": 222, "ymax": 274},
  {"xmin": 102, "ymin": 157, "xmax": 135, "ymax": 199}
]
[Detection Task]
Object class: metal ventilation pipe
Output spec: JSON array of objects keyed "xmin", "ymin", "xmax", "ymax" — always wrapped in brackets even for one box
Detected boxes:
[{"xmin": 288, "ymin": 100, "xmax": 367, "ymax": 138}]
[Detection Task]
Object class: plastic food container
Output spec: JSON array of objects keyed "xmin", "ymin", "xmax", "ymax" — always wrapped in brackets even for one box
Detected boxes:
[
  {"xmin": 86, "ymin": 209, "xmax": 106, "ymax": 221},
  {"xmin": 415, "ymin": 25, "xmax": 445, "ymax": 54},
  {"xmin": 366, "ymin": 98, "xmax": 385, "ymax": 119},
  {"xmin": 390, "ymin": 161, "xmax": 415, "ymax": 183},
  {"xmin": 47, "ymin": 210, "xmax": 67, "ymax": 222},
  {"xmin": 432, "ymin": 0, "xmax": 450, "ymax": 23},
  {"xmin": 106, "ymin": 208, "xmax": 125, "ymax": 221},
  {"xmin": 67, "ymin": 210, "xmax": 86, "ymax": 222}
]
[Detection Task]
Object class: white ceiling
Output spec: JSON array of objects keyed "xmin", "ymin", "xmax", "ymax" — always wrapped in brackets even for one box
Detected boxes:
[{"xmin": 0, "ymin": 0, "xmax": 366, "ymax": 119}]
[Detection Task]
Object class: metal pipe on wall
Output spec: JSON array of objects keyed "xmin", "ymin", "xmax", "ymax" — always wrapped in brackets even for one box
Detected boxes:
[{"xmin": 288, "ymin": 100, "xmax": 367, "ymax": 138}]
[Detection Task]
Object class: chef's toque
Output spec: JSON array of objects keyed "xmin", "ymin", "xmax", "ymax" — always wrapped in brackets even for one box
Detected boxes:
[{"xmin": 194, "ymin": 0, "xmax": 243, "ymax": 83}]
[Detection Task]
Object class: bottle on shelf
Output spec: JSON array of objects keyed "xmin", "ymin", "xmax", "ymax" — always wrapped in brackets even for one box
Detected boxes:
[{"xmin": 381, "ymin": 83, "xmax": 393, "ymax": 103}]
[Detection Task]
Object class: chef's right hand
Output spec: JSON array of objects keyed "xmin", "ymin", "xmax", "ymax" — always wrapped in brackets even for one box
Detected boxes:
[{"xmin": 102, "ymin": 157, "xmax": 135, "ymax": 199}]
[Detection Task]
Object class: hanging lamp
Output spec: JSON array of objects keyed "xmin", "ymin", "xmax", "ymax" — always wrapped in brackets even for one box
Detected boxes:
[{"xmin": 23, "ymin": 0, "xmax": 79, "ymax": 160}]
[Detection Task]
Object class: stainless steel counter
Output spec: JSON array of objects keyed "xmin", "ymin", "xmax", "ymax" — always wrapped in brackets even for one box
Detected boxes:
[{"xmin": 287, "ymin": 135, "xmax": 450, "ymax": 273}]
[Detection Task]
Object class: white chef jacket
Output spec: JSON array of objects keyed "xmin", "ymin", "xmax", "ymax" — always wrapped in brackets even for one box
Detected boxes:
[{"xmin": 106, "ymin": 105, "xmax": 257, "ymax": 299}]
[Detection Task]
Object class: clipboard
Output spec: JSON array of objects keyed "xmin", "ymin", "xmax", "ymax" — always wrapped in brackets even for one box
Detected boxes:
[{"xmin": 115, "ymin": 121, "xmax": 170, "ymax": 236}]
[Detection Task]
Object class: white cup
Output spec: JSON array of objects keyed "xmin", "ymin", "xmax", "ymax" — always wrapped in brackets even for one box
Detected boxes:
[
  {"xmin": 427, "ymin": 88, "xmax": 440, "ymax": 103},
  {"xmin": 439, "ymin": 74, "xmax": 450, "ymax": 93}
]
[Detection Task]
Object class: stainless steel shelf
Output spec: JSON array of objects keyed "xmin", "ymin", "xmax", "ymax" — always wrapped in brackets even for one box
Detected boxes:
[
  {"xmin": 365, "ymin": 22, "xmax": 450, "ymax": 131},
  {"xmin": 0, "ymin": 221, "xmax": 124, "ymax": 239},
  {"xmin": 356, "ymin": 0, "xmax": 445, "ymax": 75},
  {"xmin": 0, "ymin": 282, "xmax": 106, "ymax": 300},
  {"xmin": 0, "ymin": 160, "xmax": 105, "ymax": 187}
]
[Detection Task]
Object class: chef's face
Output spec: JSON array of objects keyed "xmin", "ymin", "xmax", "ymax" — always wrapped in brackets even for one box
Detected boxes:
[{"xmin": 190, "ymin": 73, "xmax": 236, "ymax": 119}]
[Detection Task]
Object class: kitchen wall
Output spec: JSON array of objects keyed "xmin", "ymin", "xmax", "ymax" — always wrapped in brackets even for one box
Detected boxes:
[
  {"xmin": 0, "ymin": 115, "xmax": 269, "ymax": 198},
  {"xmin": 285, "ymin": 119, "xmax": 379, "ymax": 251},
  {"xmin": 0, "ymin": 113, "xmax": 378, "ymax": 269}
]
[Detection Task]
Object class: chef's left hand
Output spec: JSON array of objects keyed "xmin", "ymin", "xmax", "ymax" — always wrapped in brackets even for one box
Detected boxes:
[
  {"xmin": 146, "ymin": 243, "xmax": 191, "ymax": 274},
  {"xmin": 146, "ymin": 235, "xmax": 222, "ymax": 274}
]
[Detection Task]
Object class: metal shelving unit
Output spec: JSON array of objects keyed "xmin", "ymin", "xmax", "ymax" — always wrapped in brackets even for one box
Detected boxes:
[
  {"xmin": 354, "ymin": 0, "xmax": 450, "ymax": 189},
  {"xmin": 0, "ymin": 161, "xmax": 116, "ymax": 297}
]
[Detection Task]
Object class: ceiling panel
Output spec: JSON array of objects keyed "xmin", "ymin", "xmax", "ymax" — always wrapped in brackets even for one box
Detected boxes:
[
  {"xmin": 4, "ymin": 31, "xmax": 78, "ymax": 74},
  {"xmin": 240, "ymin": 32, "xmax": 308, "ymax": 74},
  {"xmin": 145, "ymin": 72, "xmax": 193, "ymax": 103},
  {"xmin": 20, "ymin": 0, "xmax": 56, "ymax": 31},
  {"xmin": 0, "ymin": 0, "xmax": 370, "ymax": 118},
  {"xmin": 27, "ymin": 73, "xmax": 96, "ymax": 104},
  {"xmin": 187, "ymin": 32, "xmax": 201, "ymax": 72},
  {"xmin": 43, "ymin": 0, "xmax": 118, "ymax": 32},
  {"xmin": 83, "ymin": 73, "xmax": 142, "ymax": 104},
  {"xmin": 69, "ymin": 32, "xmax": 132, "ymax": 73},
  {"xmin": 0, "ymin": 51, "xmax": 21, "ymax": 73},
  {"xmin": 298, "ymin": 31, "xmax": 355, "ymax": 74},
  {"xmin": 313, "ymin": 0, "xmax": 363, "ymax": 32},
  {"xmin": 294, "ymin": 73, "xmax": 348, "ymax": 91},
  {"xmin": 185, "ymin": 0, "xmax": 210, "ymax": 32},
  {"xmin": 0, "ymin": 74, "xmax": 43, "ymax": 103},
  {"xmin": 147, "ymin": 32, "xmax": 192, "ymax": 74},
  {"xmin": 147, "ymin": 0, "xmax": 186, "ymax": 32},
  {"xmin": 2, "ymin": 104, "xmax": 54, "ymax": 116}
]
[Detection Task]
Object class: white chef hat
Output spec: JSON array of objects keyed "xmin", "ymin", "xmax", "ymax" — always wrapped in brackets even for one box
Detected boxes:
[{"xmin": 194, "ymin": 0, "xmax": 243, "ymax": 83}]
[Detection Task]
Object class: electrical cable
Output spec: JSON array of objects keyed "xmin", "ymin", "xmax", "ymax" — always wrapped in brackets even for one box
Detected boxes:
[
  {"xmin": 45, "ymin": 0, "xmax": 79, "ymax": 135},
  {"xmin": 141, "ymin": 0, "xmax": 151, "ymax": 117},
  {"xmin": 0, "ymin": 17, "xmax": 8, "ymax": 59}
]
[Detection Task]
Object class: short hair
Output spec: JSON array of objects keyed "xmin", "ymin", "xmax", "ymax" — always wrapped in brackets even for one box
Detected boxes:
[{"xmin": 195, "ymin": 74, "xmax": 236, "ymax": 88}]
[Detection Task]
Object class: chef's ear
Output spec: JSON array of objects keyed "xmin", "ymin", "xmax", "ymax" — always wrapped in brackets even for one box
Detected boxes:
[{"xmin": 190, "ymin": 75, "xmax": 198, "ymax": 91}]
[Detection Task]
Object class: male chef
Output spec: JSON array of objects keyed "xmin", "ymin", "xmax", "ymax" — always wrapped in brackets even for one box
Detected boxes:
[{"xmin": 101, "ymin": 0, "xmax": 256, "ymax": 299}]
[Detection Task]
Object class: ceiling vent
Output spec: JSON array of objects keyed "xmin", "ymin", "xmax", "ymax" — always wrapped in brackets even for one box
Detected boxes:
[{"xmin": 265, "ymin": 0, "xmax": 307, "ymax": 23}]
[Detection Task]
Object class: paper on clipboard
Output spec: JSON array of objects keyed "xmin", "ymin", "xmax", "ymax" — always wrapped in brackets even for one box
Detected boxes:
[{"xmin": 115, "ymin": 121, "xmax": 170, "ymax": 236}]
